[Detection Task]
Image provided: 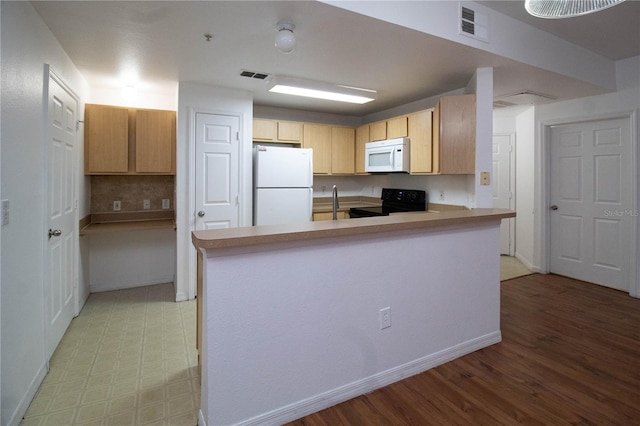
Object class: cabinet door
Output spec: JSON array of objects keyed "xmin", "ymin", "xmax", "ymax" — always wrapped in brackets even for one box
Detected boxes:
[
  {"xmin": 387, "ymin": 116, "xmax": 408, "ymax": 139},
  {"xmin": 135, "ymin": 109, "xmax": 176, "ymax": 174},
  {"xmin": 355, "ymin": 125, "xmax": 369, "ymax": 174},
  {"xmin": 85, "ymin": 104, "xmax": 129, "ymax": 174},
  {"xmin": 438, "ymin": 95, "xmax": 476, "ymax": 174},
  {"xmin": 253, "ymin": 119, "xmax": 277, "ymax": 141},
  {"xmin": 369, "ymin": 121, "xmax": 387, "ymax": 141},
  {"xmin": 277, "ymin": 121, "xmax": 302, "ymax": 143},
  {"xmin": 303, "ymin": 124, "xmax": 331, "ymax": 174},
  {"xmin": 331, "ymin": 127, "xmax": 355, "ymax": 175},
  {"xmin": 408, "ymin": 110, "xmax": 433, "ymax": 174}
]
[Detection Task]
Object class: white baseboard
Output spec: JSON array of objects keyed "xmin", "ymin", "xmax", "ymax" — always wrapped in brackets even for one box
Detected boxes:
[
  {"xmin": 235, "ymin": 331, "xmax": 502, "ymax": 426},
  {"xmin": 198, "ymin": 409, "xmax": 206, "ymax": 426},
  {"xmin": 514, "ymin": 252, "xmax": 535, "ymax": 271},
  {"xmin": 7, "ymin": 361, "xmax": 48, "ymax": 426}
]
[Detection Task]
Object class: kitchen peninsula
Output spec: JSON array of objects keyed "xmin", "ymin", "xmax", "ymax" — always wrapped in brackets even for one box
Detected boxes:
[{"xmin": 192, "ymin": 208, "xmax": 515, "ymax": 426}]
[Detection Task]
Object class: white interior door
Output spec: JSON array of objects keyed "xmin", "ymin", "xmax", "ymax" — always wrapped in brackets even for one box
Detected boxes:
[
  {"xmin": 195, "ymin": 113, "xmax": 240, "ymax": 230},
  {"xmin": 493, "ymin": 133, "xmax": 515, "ymax": 255},
  {"xmin": 549, "ymin": 117, "xmax": 632, "ymax": 291},
  {"xmin": 46, "ymin": 73, "xmax": 77, "ymax": 359}
]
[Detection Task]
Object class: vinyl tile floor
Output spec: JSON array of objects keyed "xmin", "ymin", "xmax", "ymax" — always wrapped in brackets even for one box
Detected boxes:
[
  {"xmin": 500, "ymin": 255, "xmax": 532, "ymax": 281},
  {"xmin": 21, "ymin": 283, "xmax": 199, "ymax": 426}
]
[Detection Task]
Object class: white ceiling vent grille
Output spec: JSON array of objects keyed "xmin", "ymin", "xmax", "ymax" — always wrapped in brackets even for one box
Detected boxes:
[
  {"xmin": 459, "ymin": 4, "xmax": 488, "ymax": 43},
  {"xmin": 493, "ymin": 90, "xmax": 557, "ymax": 108}
]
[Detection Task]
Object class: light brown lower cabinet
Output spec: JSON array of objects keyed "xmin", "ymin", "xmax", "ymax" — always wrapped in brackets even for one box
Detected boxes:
[{"xmin": 313, "ymin": 211, "xmax": 349, "ymax": 221}]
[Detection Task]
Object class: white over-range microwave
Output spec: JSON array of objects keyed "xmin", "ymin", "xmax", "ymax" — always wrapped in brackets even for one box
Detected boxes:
[{"xmin": 364, "ymin": 137, "xmax": 410, "ymax": 173}]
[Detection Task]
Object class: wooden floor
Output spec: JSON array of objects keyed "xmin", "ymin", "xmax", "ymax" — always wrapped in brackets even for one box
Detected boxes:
[{"xmin": 286, "ymin": 274, "xmax": 640, "ymax": 425}]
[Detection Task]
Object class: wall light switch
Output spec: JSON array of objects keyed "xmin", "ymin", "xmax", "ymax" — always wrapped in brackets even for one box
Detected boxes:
[
  {"xmin": 113, "ymin": 200, "xmax": 121, "ymax": 211},
  {"xmin": 380, "ymin": 307, "xmax": 391, "ymax": 330},
  {"xmin": 480, "ymin": 171, "xmax": 490, "ymax": 186},
  {"xmin": 162, "ymin": 199, "xmax": 170, "ymax": 209},
  {"xmin": 143, "ymin": 199, "xmax": 151, "ymax": 210}
]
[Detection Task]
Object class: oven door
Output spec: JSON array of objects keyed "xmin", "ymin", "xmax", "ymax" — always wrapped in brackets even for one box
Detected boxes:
[{"xmin": 365, "ymin": 145, "xmax": 396, "ymax": 173}]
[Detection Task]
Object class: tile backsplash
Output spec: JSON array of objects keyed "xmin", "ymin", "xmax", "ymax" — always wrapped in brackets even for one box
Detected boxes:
[{"xmin": 91, "ymin": 175, "xmax": 175, "ymax": 213}]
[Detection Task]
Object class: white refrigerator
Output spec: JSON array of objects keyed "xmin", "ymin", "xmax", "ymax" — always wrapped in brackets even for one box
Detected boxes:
[{"xmin": 253, "ymin": 145, "xmax": 313, "ymax": 226}]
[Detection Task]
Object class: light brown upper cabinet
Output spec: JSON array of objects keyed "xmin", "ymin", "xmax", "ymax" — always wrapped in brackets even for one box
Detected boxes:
[
  {"xmin": 355, "ymin": 125, "xmax": 370, "ymax": 175},
  {"xmin": 85, "ymin": 104, "xmax": 176, "ymax": 175},
  {"xmin": 253, "ymin": 119, "xmax": 302, "ymax": 145},
  {"xmin": 303, "ymin": 124, "xmax": 332, "ymax": 174},
  {"xmin": 134, "ymin": 109, "xmax": 176, "ymax": 174},
  {"xmin": 85, "ymin": 105, "xmax": 129, "ymax": 173},
  {"xmin": 303, "ymin": 124, "xmax": 355, "ymax": 175},
  {"xmin": 368, "ymin": 116, "xmax": 408, "ymax": 142},
  {"xmin": 407, "ymin": 109, "xmax": 434, "ymax": 174},
  {"xmin": 386, "ymin": 116, "xmax": 408, "ymax": 139},
  {"xmin": 369, "ymin": 120, "xmax": 387, "ymax": 142},
  {"xmin": 433, "ymin": 94, "xmax": 476, "ymax": 175},
  {"xmin": 331, "ymin": 127, "xmax": 355, "ymax": 175}
]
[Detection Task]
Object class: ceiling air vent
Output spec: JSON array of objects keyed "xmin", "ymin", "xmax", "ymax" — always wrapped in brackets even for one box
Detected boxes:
[
  {"xmin": 240, "ymin": 70, "xmax": 270, "ymax": 80},
  {"xmin": 459, "ymin": 5, "xmax": 488, "ymax": 42},
  {"xmin": 493, "ymin": 90, "xmax": 557, "ymax": 108}
]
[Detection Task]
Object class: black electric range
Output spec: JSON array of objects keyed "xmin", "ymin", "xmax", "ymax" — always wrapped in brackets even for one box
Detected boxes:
[{"xmin": 349, "ymin": 188, "xmax": 427, "ymax": 218}]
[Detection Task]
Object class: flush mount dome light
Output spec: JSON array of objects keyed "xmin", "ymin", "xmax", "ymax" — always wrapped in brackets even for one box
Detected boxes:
[
  {"xmin": 267, "ymin": 75, "xmax": 377, "ymax": 104},
  {"xmin": 525, "ymin": 0, "xmax": 626, "ymax": 18},
  {"xmin": 275, "ymin": 19, "xmax": 296, "ymax": 53}
]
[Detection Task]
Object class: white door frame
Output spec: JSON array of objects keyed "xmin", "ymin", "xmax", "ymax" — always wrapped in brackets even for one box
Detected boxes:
[
  {"xmin": 538, "ymin": 110, "xmax": 638, "ymax": 297},
  {"xmin": 493, "ymin": 132, "xmax": 516, "ymax": 256},
  {"xmin": 180, "ymin": 107, "xmax": 249, "ymax": 302},
  {"xmin": 42, "ymin": 65, "xmax": 80, "ymax": 357}
]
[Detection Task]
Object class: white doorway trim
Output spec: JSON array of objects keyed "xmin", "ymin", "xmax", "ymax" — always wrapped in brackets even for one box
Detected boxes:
[
  {"xmin": 537, "ymin": 110, "xmax": 638, "ymax": 297},
  {"xmin": 493, "ymin": 132, "xmax": 516, "ymax": 256},
  {"xmin": 179, "ymin": 106, "xmax": 249, "ymax": 302}
]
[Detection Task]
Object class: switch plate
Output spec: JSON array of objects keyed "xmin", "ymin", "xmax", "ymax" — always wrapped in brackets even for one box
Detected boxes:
[
  {"xmin": 439, "ymin": 190, "xmax": 445, "ymax": 201},
  {"xmin": 380, "ymin": 307, "xmax": 391, "ymax": 329},
  {"xmin": 143, "ymin": 199, "xmax": 151, "ymax": 210},
  {"xmin": 162, "ymin": 199, "xmax": 170, "ymax": 209},
  {"xmin": 1, "ymin": 199, "xmax": 9, "ymax": 226},
  {"xmin": 480, "ymin": 171, "xmax": 490, "ymax": 185},
  {"xmin": 113, "ymin": 200, "xmax": 121, "ymax": 211}
]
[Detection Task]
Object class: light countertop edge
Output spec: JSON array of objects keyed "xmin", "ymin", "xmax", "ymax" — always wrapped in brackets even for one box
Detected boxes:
[{"xmin": 192, "ymin": 208, "xmax": 516, "ymax": 250}]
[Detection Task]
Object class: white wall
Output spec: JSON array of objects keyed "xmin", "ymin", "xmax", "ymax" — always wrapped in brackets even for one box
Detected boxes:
[
  {"xmin": 514, "ymin": 107, "xmax": 536, "ymax": 269},
  {"xmin": 1, "ymin": 2, "xmax": 89, "ymax": 424},
  {"xmin": 492, "ymin": 105, "xmax": 536, "ymax": 269},
  {"xmin": 200, "ymin": 222, "xmax": 502, "ymax": 425},
  {"xmin": 176, "ymin": 82, "xmax": 253, "ymax": 301}
]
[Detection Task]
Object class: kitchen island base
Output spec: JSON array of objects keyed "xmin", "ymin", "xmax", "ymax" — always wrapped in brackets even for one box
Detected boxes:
[{"xmin": 193, "ymin": 210, "xmax": 513, "ymax": 425}]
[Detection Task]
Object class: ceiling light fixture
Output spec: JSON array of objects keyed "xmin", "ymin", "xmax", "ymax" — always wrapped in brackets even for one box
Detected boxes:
[
  {"xmin": 275, "ymin": 19, "xmax": 296, "ymax": 54},
  {"xmin": 267, "ymin": 75, "xmax": 377, "ymax": 104},
  {"xmin": 525, "ymin": 0, "xmax": 626, "ymax": 19}
]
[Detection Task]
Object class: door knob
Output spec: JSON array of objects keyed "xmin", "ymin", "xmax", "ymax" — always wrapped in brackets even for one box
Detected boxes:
[
  {"xmin": 197, "ymin": 211, "xmax": 205, "ymax": 217},
  {"xmin": 48, "ymin": 229, "xmax": 62, "ymax": 239},
  {"xmin": 550, "ymin": 205, "xmax": 558, "ymax": 211}
]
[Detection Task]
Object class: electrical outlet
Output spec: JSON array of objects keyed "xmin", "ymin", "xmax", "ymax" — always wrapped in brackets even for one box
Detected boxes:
[
  {"xmin": 380, "ymin": 307, "xmax": 391, "ymax": 329},
  {"xmin": 439, "ymin": 191, "xmax": 445, "ymax": 201},
  {"xmin": 480, "ymin": 171, "xmax": 490, "ymax": 186},
  {"xmin": 143, "ymin": 199, "xmax": 151, "ymax": 210},
  {"xmin": 162, "ymin": 199, "xmax": 170, "ymax": 209},
  {"xmin": 1, "ymin": 199, "xmax": 9, "ymax": 226},
  {"xmin": 113, "ymin": 200, "xmax": 121, "ymax": 211}
]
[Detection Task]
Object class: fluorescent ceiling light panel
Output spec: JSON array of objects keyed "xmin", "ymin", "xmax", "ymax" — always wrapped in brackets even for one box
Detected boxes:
[{"xmin": 267, "ymin": 76, "xmax": 376, "ymax": 104}]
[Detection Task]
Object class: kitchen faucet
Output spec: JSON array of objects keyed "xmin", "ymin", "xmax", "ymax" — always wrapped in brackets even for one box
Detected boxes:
[{"xmin": 332, "ymin": 185, "xmax": 339, "ymax": 220}]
